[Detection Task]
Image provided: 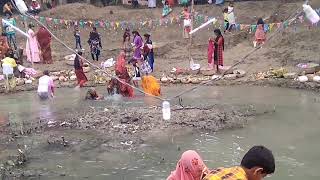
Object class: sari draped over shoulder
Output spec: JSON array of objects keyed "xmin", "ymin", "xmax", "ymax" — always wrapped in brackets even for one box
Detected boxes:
[{"xmin": 37, "ymin": 27, "xmax": 52, "ymax": 64}]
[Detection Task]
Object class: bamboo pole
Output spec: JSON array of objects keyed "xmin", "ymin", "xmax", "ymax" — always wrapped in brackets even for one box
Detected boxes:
[{"xmin": 188, "ymin": 0, "xmax": 194, "ymax": 67}]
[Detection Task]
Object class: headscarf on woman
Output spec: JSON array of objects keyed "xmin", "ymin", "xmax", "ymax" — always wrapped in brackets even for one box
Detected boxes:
[
  {"xmin": 113, "ymin": 52, "xmax": 134, "ymax": 97},
  {"xmin": 115, "ymin": 51, "xmax": 127, "ymax": 77},
  {"xmin": 167, "ymin": 150, "xmax": 209, "ymax": 180},
  {"xmin": 37, "ymin": 26, "xmax": 52, "ymax": 64}
]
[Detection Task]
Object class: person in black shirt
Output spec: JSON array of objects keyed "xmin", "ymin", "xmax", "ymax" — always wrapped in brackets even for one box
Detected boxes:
[
  {"xmin": 88, "ymin": 27, "xmax": 102, "ymax": 61},
  {"xmin": 143, "ymin": 33, "xmax": 155, "ymax": 72}
]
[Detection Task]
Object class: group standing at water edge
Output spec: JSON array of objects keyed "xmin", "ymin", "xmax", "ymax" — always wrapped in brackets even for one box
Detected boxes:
[
  {"xmin": 168, "ymin": 145, "xmax": 275, "ymax": 180},
  {"xmin": 0, "ymin": 0, "xmax": 306, "ymax": 98}
]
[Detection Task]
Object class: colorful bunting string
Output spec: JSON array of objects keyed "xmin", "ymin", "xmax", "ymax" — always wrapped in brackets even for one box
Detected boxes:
[{"xmin": 14, "ymin": 13, "xmax": 312, "ymax": 34}]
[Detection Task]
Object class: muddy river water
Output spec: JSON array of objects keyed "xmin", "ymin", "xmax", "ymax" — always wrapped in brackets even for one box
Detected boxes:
[{"xmin": 0, "ymin": 85, "xmax": 320, "ymax": 179}]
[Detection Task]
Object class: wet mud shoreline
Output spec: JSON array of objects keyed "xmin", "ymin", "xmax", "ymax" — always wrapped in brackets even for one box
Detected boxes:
[
  {"xmin": 1, "ymin": 77, "xmax": 320, "ymax": 95},
  {"xmin": 0, "ymin": 101, "xmax": 275, "ymax": 178}
]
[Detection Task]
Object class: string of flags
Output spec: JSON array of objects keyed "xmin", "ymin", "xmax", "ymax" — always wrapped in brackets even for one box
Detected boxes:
[{"xmin": 15, "ymin": 12, "xmax": 317, "ymax": 33}]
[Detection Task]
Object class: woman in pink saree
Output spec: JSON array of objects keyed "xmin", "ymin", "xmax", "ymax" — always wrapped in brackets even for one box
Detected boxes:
[
  {"xmin": 167, "ymin": 150, "xmax": 209, "ymax": 180},
  {"xmin": 26, "ymin": 24, "xmax": 41, "ymax": 63}
]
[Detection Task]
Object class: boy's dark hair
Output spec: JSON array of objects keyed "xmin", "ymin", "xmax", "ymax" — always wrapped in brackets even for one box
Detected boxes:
[
  {"xmin": 241, "ymin": 146, "xmax": 275, "ymax": 174},
  {"xmin": 43, "ymin": 70, "xmax": 49, "ymax": 76},
  {"xmin": 223, "ymin": 8, "xmax": 228, "ymax": 13}
]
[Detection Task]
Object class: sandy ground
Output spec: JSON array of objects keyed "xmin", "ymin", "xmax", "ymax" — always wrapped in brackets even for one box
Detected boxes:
[
  {"xmin": 1, "ymin": 1, "xmax": 320, "ymax": 177},
  {"xmin": 7, "ymin": 1, "xmax": 320, "ymax": 79}
]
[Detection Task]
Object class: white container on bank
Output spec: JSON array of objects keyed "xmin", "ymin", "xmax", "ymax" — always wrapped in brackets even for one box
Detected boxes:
[
  {"xmin": 303, "ymin": 4, "xmax": 320, "ymax": 24},
  {"xmin": 162, "ymin": 101, "xmax": 171, "ymax": 120}
]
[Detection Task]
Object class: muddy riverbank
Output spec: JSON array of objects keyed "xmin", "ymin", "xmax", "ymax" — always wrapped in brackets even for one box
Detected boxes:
[
  {"xmin": 0, "ymin": 99, "xmax": 273, "ymax": 178},
  {"xmin": 1, "ymin": 77, "xmax": 320, "ymax": 95}
]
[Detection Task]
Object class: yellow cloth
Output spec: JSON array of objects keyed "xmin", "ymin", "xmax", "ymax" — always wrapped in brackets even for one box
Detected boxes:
[
  {"xmin": 224, "ymin": 13, "xmax": 229, "ymax": 21},
  {"xmin": 141, "ymin": 75, "xmax": 161, "ymax": 96},
  {"xmin": 2, "ymin": 57, "xmax": 17, "ymax": 68},
  {"xmin": 203, "ymin": 166, "xmax": 247, "ymax": 180}
]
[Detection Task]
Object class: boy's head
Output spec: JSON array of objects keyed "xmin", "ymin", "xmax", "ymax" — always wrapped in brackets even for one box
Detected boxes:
[
  {"xmin": 43, "ymin": 70, "xmax": 49, "ymax": 76},
  {"xmin": 223, "ymin": 8, "xmax": 228, "ymax": 13},
  {"xmin": 241, "ymin": 146, "xmax": 275, "ymax": 180}
]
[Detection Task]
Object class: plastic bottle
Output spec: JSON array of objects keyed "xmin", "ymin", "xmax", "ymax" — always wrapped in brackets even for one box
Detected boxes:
[
  {"xmin": 162, "ymin": 101, "xmax": 171, "ymax": 120},
  {"xmin": 303, "ymin": 4, "xmax": 320, "ymax": 24}
]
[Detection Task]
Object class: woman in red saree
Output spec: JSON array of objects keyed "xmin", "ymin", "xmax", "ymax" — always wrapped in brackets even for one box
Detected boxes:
[
  {"xmin": 37, "ymin": 26, "xmax": 53, "ymax": 64},
  {"xmin": 213, "ymin": 29, "xmax": 224, "ymax": 73},
  {"xmin": 207, "ymin": 37, "xmax": 215, "ymax": 69},
  {"xmin": 107, "ymin": 52, "xmax": 134, "ymax": 97},
  {"xmin": 74, "ymin": 51, "xmax": 87, "ymax": 88}
]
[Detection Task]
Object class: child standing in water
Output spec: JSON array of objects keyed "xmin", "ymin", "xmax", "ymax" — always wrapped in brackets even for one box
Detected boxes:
[{"xmin": 74, "ymin": 25, "xmax": 82, "ymax": 50}]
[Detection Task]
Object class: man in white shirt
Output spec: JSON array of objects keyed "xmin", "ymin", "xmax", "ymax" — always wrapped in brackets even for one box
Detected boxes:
[{"xmin": 37, "ymin": 70, "xmax": 55, "ymax": 100}]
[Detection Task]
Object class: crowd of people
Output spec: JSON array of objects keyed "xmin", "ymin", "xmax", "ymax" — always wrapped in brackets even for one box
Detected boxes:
[
  {"xmin": 168, "ymin": 145, "xmax": 275, "ymax": 180},
  {"xmin": 0, "ymin": 0, "xmax": 268, "ymax": 99}
]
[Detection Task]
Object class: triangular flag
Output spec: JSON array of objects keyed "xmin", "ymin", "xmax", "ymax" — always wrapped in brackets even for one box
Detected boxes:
[
  {"xmin": 269, "ymin": 23, "xmax": 274, "ymax": 31},
  {"xmin": 236, "ymin": 24, "xmax": 241, "ymax": 31},
  {"xmin": 283, "ymin": 21, "xmax": 289, "ymax": 28},
  {"xmin": 79, "ymin": 20, "xmax": 84, "ymax": 28},
  {"xmin": 100, "ymin": 21, "xmax": 104, "ymax": 28},
  {"xmin": 277, "ymin": 23, "xmax": 281, "ymax": 28},
  {"xmin": 264, "ymin": 24, "xmax": 269, "ymax": 32},
  {"xmin": 251, "ymin": 25, "xmax": 257, "ymax": 32}
]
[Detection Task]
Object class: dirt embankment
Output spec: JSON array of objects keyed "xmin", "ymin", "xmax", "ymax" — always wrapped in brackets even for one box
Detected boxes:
[
  {"xmin": 0, "ymin": 102, "xmax": 277, "ymax": 178},
  {"xmin": 3, "ymin": 1, "xmax": 319, "ymax": 94}
]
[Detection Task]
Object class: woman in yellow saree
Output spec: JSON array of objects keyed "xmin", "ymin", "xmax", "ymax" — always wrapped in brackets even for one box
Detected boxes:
[{"xmin": 141, "ymin": 75, "xmax": 161, "ymax": 96}]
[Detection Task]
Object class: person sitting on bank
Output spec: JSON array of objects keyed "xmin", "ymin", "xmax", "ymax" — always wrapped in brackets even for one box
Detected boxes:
[
  {"xmin": 203, "ymin": 145, "xmax": 275, "ymax": 180},
  {"xmin": 29, "ymin": 0, "xmax": 41, "ymax": 15},
  {"xmin": 3, "ymin": 2, "xmax": 13, "ymax": 17},
  {"xmin": 37, "ymin": 70, "xmax": 55, "ymax": 100},
  {"xmin": 1, "ymin": 51, "xmax": 17, "ymax": 93}
]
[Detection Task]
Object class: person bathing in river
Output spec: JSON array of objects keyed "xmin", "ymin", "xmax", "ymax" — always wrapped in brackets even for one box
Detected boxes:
[
  {"xmin": 107, "ymin": 51, "xmax": 134, "ymax": 97},
  {"xmin": 213, "ymin": 29, "xmax": 224, "ymax": 73},
  {"xmin": 37, "ymin": 70, "xmax": 55, "ymax": 100},
  {"xmin": 141, "ymin": 74, "xmax": 161, "ymax": 96},
  {"xmin": 85, "ymin": 88, "xmax": 103, "ymax": 100},
  {"xmin": 74, "ymin": 51, "xmax": 88, "ymax": 88}
]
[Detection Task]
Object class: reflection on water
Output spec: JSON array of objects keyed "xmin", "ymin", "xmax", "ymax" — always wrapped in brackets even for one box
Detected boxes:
[{"xmin": 0, "ymin": 86, "xmax": 320, "ymax": 179}]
